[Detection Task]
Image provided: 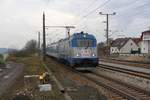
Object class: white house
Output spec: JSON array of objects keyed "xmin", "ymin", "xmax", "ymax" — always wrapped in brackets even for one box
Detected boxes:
[
  {"xmin": 140, "ymin": 30, "xmax": 150, "ymax": 53},
  {"xmin": 110, "ymin": 38, "xmax": 140, "ymax": 54}
]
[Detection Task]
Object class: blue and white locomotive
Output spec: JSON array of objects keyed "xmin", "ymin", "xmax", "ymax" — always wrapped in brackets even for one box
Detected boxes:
[{"xmin": 46, "ymin": 32, "xmax": 98, "ymax": 70}]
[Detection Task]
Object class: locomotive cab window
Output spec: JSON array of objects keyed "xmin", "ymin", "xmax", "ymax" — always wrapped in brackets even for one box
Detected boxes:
[{"xmin": 77, "ymin": 40, "xmax": 93, "ymax": 47}]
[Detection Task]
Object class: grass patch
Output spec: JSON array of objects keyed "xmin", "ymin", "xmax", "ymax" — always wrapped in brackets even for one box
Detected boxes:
[
  {"xmin": 2, "ymin": 55, "xmax": 65, "ymax": 100},
  {"xmin": 7, "ymin": 55, "xmax": 45, "ymax": 75}
]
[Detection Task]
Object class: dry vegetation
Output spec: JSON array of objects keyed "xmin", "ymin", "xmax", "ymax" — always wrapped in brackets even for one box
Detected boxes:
[{"xmin": 0, "ymin": 55, "xmax": 64, "ymax": 100}]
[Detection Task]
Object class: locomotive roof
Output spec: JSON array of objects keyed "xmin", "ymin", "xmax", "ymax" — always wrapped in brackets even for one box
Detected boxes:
[
  {"xmin": 73, "ymin": 32, "xmax": 96, "ymax": 39},
  {"xmin": 49, "ymin": 32, "xmax": 96, "ymax": 45}
]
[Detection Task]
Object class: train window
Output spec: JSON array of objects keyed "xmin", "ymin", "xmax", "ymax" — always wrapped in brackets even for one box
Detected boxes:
[{"xmin": 77, "ymin": 40, "xmax": 93, "ymax": 47}]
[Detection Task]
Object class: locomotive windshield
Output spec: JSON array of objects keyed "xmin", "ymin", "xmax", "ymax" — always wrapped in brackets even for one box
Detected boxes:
[{"xmin": 77, "ymin": 40, "xmax": 93, "ymax": 47}]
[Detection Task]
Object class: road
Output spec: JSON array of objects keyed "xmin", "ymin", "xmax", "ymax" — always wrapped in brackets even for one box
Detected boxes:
[{"xmin": 0, "ymin": 62, "xmax": 24, "ymax": 95}]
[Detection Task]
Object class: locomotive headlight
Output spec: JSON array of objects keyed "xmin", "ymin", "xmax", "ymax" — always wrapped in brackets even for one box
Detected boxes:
[
  {"xmin": 92, "ymin": 53, "xmax": 95, "ymax": 56},
  {"xmin": 76, "ymin": 53, "xmax": 81, "ymax": 57},
  {"xmin": 76, "ymin": 53, "xmax": 79, "ymax": 57}
]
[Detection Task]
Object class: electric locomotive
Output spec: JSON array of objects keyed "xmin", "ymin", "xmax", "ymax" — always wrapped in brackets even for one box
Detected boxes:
[{"xmin": 46, "ymin": 32, "xmax": 98, "ymax": 70}]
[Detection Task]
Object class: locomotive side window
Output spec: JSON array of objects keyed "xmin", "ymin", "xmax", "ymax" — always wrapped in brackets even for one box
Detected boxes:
[{"xmin": 77, "ymin": 40, "xmax": 93, "ymax": 47}]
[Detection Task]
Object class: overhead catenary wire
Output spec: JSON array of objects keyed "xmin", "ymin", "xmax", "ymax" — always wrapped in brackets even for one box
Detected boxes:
[
  {"xmin": 75, "ymin": 0, "xmax": 145, "ymax": 31},
  {"xmin": 104, "ymin": 0, "xmax": 150, "ymax": 36},
  {"xmin": 75, "ymin": 0, "xmax": 148, "ymax": 40},
  {"xmin": 82, "ymin": 0, "xmax": 112, "ymax": 18},
  {"xmin": 78, "ymin": 0, "xmax": 147, "ymax": 26},
  {"xmin": 45, "ymin": 0, "xmax": 150, "ymax": 44},
  {"xmin": 112, "ymin": 0, "xmax": 141, "ymax": 12},
  {"xmin": 78, "ymin": 0, "xmax": 99, "ymax": 17},
  {"xmin": 114, "ymin": 0, "xmax": 150, "ymax": 18},
  {"xmin": 74, "ymin": 0, "xmax": 112, "ymax": 28}
]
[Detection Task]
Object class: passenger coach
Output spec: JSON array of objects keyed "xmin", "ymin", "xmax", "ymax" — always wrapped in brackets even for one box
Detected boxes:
[{"xmin": 46, "ymin": 32, "xmax": 98, "ymax": 70}]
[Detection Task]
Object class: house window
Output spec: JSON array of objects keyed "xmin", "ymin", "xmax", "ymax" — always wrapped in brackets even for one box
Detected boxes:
[
  {"xmin": 143, "ymin": 48, "xmax": 145, "ymax": 50},
  {"xmin": 131, "ymin": 43, "xmax": 133, "ymax": 46},
  {"xmin": 112, "ymin": 49, "xmax": 113, "ymax": 51}
]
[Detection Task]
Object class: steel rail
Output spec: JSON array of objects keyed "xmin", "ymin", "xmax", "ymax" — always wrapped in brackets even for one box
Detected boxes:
[
  {"xmin": 98, "ymin": 64, "xmax": 150, "ymax": 79},
  {"xmin": 92, "ymin": 72, "xmax": 150, "ymax": 98},
  {"xmin": 46, "ymin": 56, "xmax": 149, "ymax": 99},
  {"xmin": 100, "ymin": 59, "xmax": 150, "ymax": 68}
]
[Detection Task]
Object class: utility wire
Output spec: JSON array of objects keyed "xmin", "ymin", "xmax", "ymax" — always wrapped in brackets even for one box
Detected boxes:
[
  {"xmin": 119, "ymin": 4, "xmax": 150, "ymax": 19},
  {"xmin": 75, "ymin": 0, "xmax": 112, "ymax": 31},
  {"xmin": 115, "ymin": 0, "xmax": 150, "ymax": 17},
  {"xmin": 134, "ymin": 1, "xmax": 150, "ymax": 9},
  {"xmin": 82, "ymin": 0, "xmax": 111, "ymax": 18},
  {"xmin": 114, "ymin": 0, "xmax": 140, "ymax": 12},
  {"xmin": 79, "ymin": 0, "xmax": 99, "ymax": 17}
]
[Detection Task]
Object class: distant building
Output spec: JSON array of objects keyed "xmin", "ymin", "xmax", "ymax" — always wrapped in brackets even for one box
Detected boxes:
[
  {"xmin": 110, "ymin": 30, "xmax": 150, "ymax": 55},
  {"xmin": 140, "ymin": 30, "xmax": 150, "ymax": 53},
  {"xmin": 110, "ymin": 38, "xmax": 140, "ymax": 54}
]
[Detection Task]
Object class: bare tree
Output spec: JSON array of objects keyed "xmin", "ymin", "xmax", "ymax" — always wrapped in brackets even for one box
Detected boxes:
[{"xmin": 23, "ymin": 39, "xmax": 38, "ymax": 54}]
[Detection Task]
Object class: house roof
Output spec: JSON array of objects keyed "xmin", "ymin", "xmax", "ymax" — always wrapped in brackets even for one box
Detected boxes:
[
  {"xmin": 132, "ymin": 38, "xmax": 141, "ymax": 45},
  {"xmin": 111, "ymin": 37, "xmax": 141, "ymax": 49},
  {"xmin": 111, "ymin": 38, "xmax": 130, "ymax": 49},
  {"xmin": 141, "ymin": 30, "xmax": 150, "ymax": 39}
]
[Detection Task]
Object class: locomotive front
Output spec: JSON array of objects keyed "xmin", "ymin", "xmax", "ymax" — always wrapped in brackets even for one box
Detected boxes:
[{"xmin": 70, "ymin": 32, "xmax": 98, "ymax": 70}]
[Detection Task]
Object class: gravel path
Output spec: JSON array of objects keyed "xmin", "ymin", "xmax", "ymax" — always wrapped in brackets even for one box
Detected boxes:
[{"xmin": 0, "ymin": 62, "xmax": 24, "ymax": 95}]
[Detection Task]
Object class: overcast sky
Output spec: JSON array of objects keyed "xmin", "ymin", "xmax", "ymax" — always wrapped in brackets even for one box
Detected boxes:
[{"xmin": 0, "ymin": 0, "xmax": 150, "ymax": 49}]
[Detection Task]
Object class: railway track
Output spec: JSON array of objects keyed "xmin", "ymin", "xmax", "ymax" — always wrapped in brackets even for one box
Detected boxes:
[
  {"xmin": 62, "ymin": 68, "xmax": 134, "ymax": 99},
  {"xmin": 98, "ymin": 64, "xmax": 150, "ymax": 80},
  {"xmin": 46, "ymin": 57, "xmax": 130, "ymax": 99},
  {"xmin": 46, "ymin": 57, "xmax": 150, "ymax": 99},
  {"xmin": 100, "ymin": 59, "xmax": 150, "ymax": 69},
  {"xmin": 83, "ymin": 73, "xmax": 150, "ymax": 100},
  {"xmin": 74, "ymin": 64, "xmax": 150, "ymax": 99},
  {"xmin": 58, "ymin": 65, "xmax": 150, "ymax": 99}
]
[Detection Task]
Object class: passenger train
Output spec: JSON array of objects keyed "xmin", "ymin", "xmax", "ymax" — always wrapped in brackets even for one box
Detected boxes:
[{"xmin": 46, "ymin": 32, "xmax": 98, "ymax": 70}]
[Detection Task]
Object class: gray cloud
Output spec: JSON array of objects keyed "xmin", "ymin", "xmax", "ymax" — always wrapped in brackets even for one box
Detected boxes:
[{"xmin": 0, "ymin": 0, "xmax": 150, "ymax": 48}]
